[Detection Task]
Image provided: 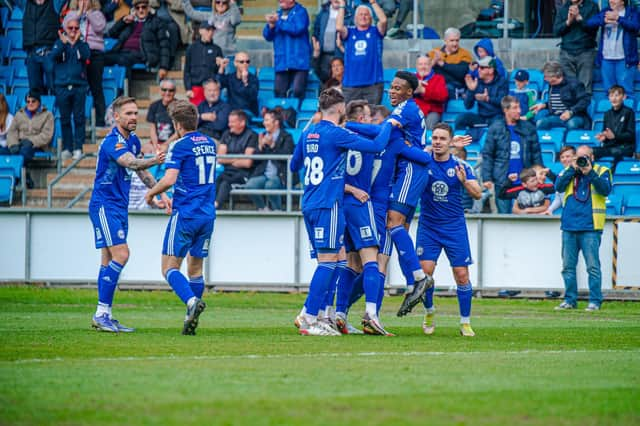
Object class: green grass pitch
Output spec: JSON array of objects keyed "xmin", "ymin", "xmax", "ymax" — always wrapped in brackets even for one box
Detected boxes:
[{"xmin": 0, "ymin": 286, "xmax": 639, "ymax": 425}]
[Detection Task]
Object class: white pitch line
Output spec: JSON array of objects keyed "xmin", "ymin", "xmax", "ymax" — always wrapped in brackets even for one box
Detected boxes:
[{"xmin": 3, "ymin": 349, "xmax": 638, "ymax": 365}]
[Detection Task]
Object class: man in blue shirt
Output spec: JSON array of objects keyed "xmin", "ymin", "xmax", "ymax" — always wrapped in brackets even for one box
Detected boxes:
[
  {"xmin": 416, "ymin": 123, "xmax": 482, "ymax": 337},
  {"xmin": 145, "ymin": 100, "xmax": 217, "ymax": 335},
  {"xmin": 88, "ymin": 96, "xmax": 167, "ymax": 333}
]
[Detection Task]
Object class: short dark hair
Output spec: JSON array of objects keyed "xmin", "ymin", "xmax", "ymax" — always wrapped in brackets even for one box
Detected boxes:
[
  {"xmin": 319, "ymin": 88, "xmax": 345, "ymax": 112},
  {"xmin": 559, "ymin": 145, "xmax": 576, "ymax": 156},
  {"xmin": 346, "ymin": 100, "xmax": 369, "ymax": 122},
  {"xmin": 501, "ymin": 95, "xmax": 518, "ymax": 111},
  {"xmin": 229, "ymin": 109, "xmax": 248, "ymax": 123},
  {"xmin": 203, "ymin": 78, "xmax": 220, "ymax": 88},
  {"xmin": 264, "ymin": 108, "xmax": 282, "ymax": 127},
  {"xmin": 608, "ymin": 84, "xmax": 625, "ymax": 96},
  {"xmin": 519, "ymin": 167, "xmax": 537, "ymax": 183},
  {"xmin": 372, "ymin": 105, "xmax": 390, "ymax": 118},
  {"xmin": 395, "ymin": 70, "xmax": 419, "ymax": 91},
  {"xmin": 168, "ymin": 100, "xmax": 198, "ymax": 131},
  {"xmin": 112, "ymin": 96, "xmax": 136, "ymax": 113},
  {"xmin": 432, "ymin": 122, "xmax": 453, "ymax": 138}
]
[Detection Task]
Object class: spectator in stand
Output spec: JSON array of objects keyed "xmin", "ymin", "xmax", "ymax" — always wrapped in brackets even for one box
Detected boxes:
[
  {"xmin": 532, "ymin": 61, "xmax": 591, "ymax": 130},
  {"xmin": 104, "ymin": 0, "xmax": 171, "ymax": 80},
  {"xmin": 594, "ymin": 84, "xmax": 635, "ymax": 167},
  {"xmin": 454, "ymin": 56, "xmax": 508, "ymax": 138},
  {"xmin": 312, "ymin": 0, "xmax": 345, "ymax": 82},
  {"xmin": 428, "ymin": 27, "xmax": 473, "ymax": 99},
  {"xmin": 217, "ymin": 51, "xmax": 260, "ymax": 116},
  {"xmin": 263, "ymin": 0, "xmax": 311, "ymax": 100},
  {"xmin": 50, "ymin": 13, "xmax": 91, "ymax": 161},
  {"xmin": 69, "ymin": 0, "xmax": 108, "ymax": 126},
  {"xmin": 482, "ymin": 95, "xmax": 543, "ymax": 214},
  {"xmin": 545, "ymin": 145, "xmax": 576, "ymax": 215},
  {"xmin": 184, "ymin": 21, "xmax": 224, "ymax": 106},
  {"xmin": 197, "ymin": 79, "xmax": 231, "ymax": 140},
  {"xmin": 321, "ymin": 57, "xmax": 344, "ymax": 92},
  {"xmin": 215, "ymin": 110, "xmax": 258, "ymax": 208},
  {"xmin": 509, "ymin": 69, "xmax": 536, "ymax": 121},
  {"xmin": 336, "ymin": 0, "xmax": 387, "ymax": 104},
  {"xmin": 585, "ymin": 0, "xmax": 640, "ymax": 99},
  {"xmin": 245, "ymin": 109, "xmax": 294, "ymax": 211},
  {"xmin": 555, "ymin": 145, "xmax": 612, "ymax": 311},
  {"xmin": 385, "ymin": 0, "xmax": 422, "ymax": 39},
  {"xmin": 147, "ymin": 79, "xmax": 178, "ymax": 152},
  {"xmin": 553, "ymin": 0, "xmax": 599, "ymax": 94},
  {"xmin": 511, "ymin": 168, "xmax": 550, "ymax": 214},
  {"xmin": 469, "ymin": 38, "xmax": 507, "ymax": 79},
  {"xmin": 16, "ymin": 0, "xmax": 66, "ymax": 95},
  {"xmin": 6, "ymin": 92, "xmax": 55, "ymax": 187},
  {"xmin": 0, "ymin": 95, "xmax": 14, "ymax": 152},
  {"xmin": 414, "ymin": 55, "xmax": 448, "ymax": 130},
  {"xmin": 181, "ymin": 0, "xmax": 241, "ymax": 56}
]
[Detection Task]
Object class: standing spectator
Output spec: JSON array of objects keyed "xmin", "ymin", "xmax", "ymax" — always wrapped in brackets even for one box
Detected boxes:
[
  {"xmin": 553, "ymin": 0, "xmax": 599, "ymax": 94},
  {"xmin": 414, "ymin": 55, "xmax": 448, "ymax": 130},
  {"xmin": 555, "ymin": 145, "xmax": 612, "ymax": 311},
  {"xmin": 182, "ymin": 0, "xmax": 241, "ymax": 56},
  {"xmin": 312, "ymin": 0, "xmax": 345, "ymax": 82},
  {"xmin": 509, "ymin": 69, "xmax": 537, "ymax": 121},
  {"xmin": 147, "ymin": 79, "xmax": 178, "ymax": 152},
  {"xmin": 385, "ymin": 0, "xmax": 422, "ymax": 39},
  {"xmin": 482, "ymin": 95, "xmax": 543, "ymax": 214},
  {"xmin": 336, "ymin": 0, "xmax": 387, "ymax": 104},
  {"xmin": 263, "ymin": 0, "xmax": 311, "ymax": 100},
  {"xmin": 428, "ymin": 27, "xmax": 473, "ymax": 99},
  {"xmin": 454, "ymin": 56, "xmax": 508, "ymax": 138},
  {"xmin": 585, "ymin": 0, "xmax": 640, "ymax": 98},
  {"xmin": 217, "ymin": 51, "xmax": 260, "ymax": 116},
  {"xmin": 215, "ymin": 110, "xmax": 258, "ymax": 208},
  {"xmin": 0, "ymin": 95, "xmax": 14, "ymax": 152},
  {"xmin": 545, "ymin": 145, "xmax": 576, "ymax": 215},
  {"xmin": 51, "ymin": 12, "xmax": 91, "ymax": 160},
  {"xmin": 16, "ymin": 0, "xmax": 66, "ymax": 95},
  {"xmin": 104, "ymin": 0, "xmax": 171, "ymax": 81},
  {"xmin": 532, "ymin": 61, "xmax": 591, "ymax": 130},
  {"xmin": 594, "ymin": 85, "xmax": 635, "ymax": 167},
  {"xmin": 245, "ymin": 109, "xmax": 294, "ymax": 211},
  {"xmin": 70, "ymin": 0, "xmax": 108, "ymax": 126},
  {"xmin": 511, "ymin": 168, "xmax": 550, "ymax": 214},
  {"xmin": 184, "ymin": 21, "xmax": 224, "ymax": 106},
  {"xmin": 197, "ymin": 79, "xmax": 231, "ymax": 140},
  {"xmin": 469, "ymin": 38, "xmax": 507, "ymax": 79}
]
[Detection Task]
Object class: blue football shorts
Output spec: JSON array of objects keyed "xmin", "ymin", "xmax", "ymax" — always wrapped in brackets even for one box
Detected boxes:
[
  {"xmin": 303, "ymin": 202, "xmax": 345, "ymax": 254},
  {"xmin": 89, "ymin": 205, "xmax": 128, "ymax": 249},
  {"xmin": 344, "ymin": 199, "xmax": 379, "ymax": 252},
  {"xmin": 162, "ymin": 212, "xmax": 215, "ymax": 258},
  {"xmin": 415, "ymin": 216, "xmax": 473, "ymax": 267}
]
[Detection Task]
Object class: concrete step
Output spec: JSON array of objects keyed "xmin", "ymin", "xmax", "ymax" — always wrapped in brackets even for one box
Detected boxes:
[
  {"xmin": 28, "ymin": 188, "xmax": 92, "ymax": 206},
  {"xmin": 61, "ymin": 157, "xmax": 96, "ymax": 169},
  {"xmin": 46, "ymin": 172, "xmax": 95, "ymax": 187}
]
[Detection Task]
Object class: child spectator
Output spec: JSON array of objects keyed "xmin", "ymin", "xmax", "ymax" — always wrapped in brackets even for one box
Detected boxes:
[
  {"xmin": 545, "ymin": 145, "xmax": 576, "ymax": 215},
  {"xmin": 594, "ymin": 85, "xmax": 635, "ymax": 169},
  {"xmin": 510, "ymin": 69, "xmax": 536, "ymax": 121},
  {"xmin": 469, "ymin": 38, "xmax": 507, "ymax": 79},
  {"xmin": 512, "ymin": 168, "xmax": 550, "ymax": 214}
]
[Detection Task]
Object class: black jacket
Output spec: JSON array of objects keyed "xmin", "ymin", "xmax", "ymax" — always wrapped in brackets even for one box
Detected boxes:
[
  {"xmin": 602, "ymin": 105, "xmax": 636, "ymax": 150},
  {"xmin": 250, "ymin": 130, "xmax": 294, "ymax": 183},
  {"xmin": 107, "ymin": 13, "xmax": 171, "ymax": 70},
  {"xmin": 546, "ymin": 77, "xmax": 592, "ymax": 124},
  {"xmin": 184, "ymin": 39, "xmax": 223, "ymax": 89},
  {"xmin": 219, "ymin": 72, "xmax": 260, "ymax": 116},
  {"xmin": 553, "ymin": 0, "xmax": 599, "ymax": 54},
  {"xmin": 20, "ymin": 0, "xmax": 63, "ymax": 51}
]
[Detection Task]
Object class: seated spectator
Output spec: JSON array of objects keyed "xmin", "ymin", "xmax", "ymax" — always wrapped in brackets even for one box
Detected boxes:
[
  {"xmin": 585, "ymin": 0, "xmax": 640, "ymax": 99},
  {"xmin": 370, "ymin": 104, "xmax": 390, "ymax": 124},
  {"xmin": 469, "ymin": 38, "xmax": 507, "ymax": 79},
  {"xmin": 545, "ymin": 145, "xmax": 576, "ymax": 215},
  {"xmin": 512, "ymin": 168, "xmax": 550, "ymax": 214},
  {"xmin": 245, "ymin": 109, "xmax": 294, "ymax": 211},
  {"xmin": 509, "ymin": 69, "xmax": 536, "ymax": 121},
  {"xmin": 6, "ymin": 91, "xmax": 55, "ymax": 186},
  {"xmin": 216, "ymin": 110, "xmax": 258, "ymax": 208},
  {"xmin": 104, "ymin": 0, "xmax": 170, "ymax": 80},
  {"xmin": 182, "ymin": 0, "xmax": 241, "ymax": 56},
  {"xmin": 385, "ymin": 0, "xmax": 422, "ymax": 39},
  {"xmin": 217, "ymin": 52, "xmax": 259, "ymax": 116},
  {"xmin": 263, "ymin": 0, "xmax": 311, "ymax": 100},
  {"xmin": 312, "ymin": 0, "xmax": 345, "ymax": 82},
  {"xmin": 147, "ymin": 79, "xmax": 178, "ymax": 152},
  {"xmin": 454, "ymin": 56, "xmax": 508, "ymax": 139},
  {"xmin": 51, "ymin": 12, "xmax": 91, "ymax": 160},
  {"xmin": 428, "ymin": 27, "xmax": 473, "ymax": 99},
  {"xmin": 594, "ymin": 85, "xmax": 635, "ymax": 168},
  {"xmin": 0, "ymin": 95, "xmax": 14, "ymax": 152},
  {"xmin": 321, "ymin": 57, "xmax": 344, "ymax": 92},
  {"xmin": 414, "ymin": 55, "xmax": 448, "ymax": 130},
  {"xmin": 197, "ymin": 79, "xmax": 231, "ymax": 140},
  {"xmin": 184, "ymin": 21, "xmax": 224, "ymax": 106},
  {"xmin": 532, "ymin": 61, "xmax": 591, "ymax": 130}
]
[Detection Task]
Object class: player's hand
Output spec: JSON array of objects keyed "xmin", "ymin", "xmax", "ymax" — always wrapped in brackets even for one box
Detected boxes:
[
  {"xmin": 144, "ymin": 192, "xmax": 154, "ymax": 206},
  {"xmin": 452, "ymin": 134, "xmax": 472, "ymax": 148},
  {"xmin": 160, "ymin": 193, "xmax": 172, "ymax": 215},
  {"xmin": 157, "ymin": 68, "xmax": 168, "ymax": 81},
  {"xmin": 455, "ymin": 164, "xmax": 467, "ymax": 183},
  {"xmin": 155, "ymin": 150, "xmax": 166, "ymax": 164},
  {"xmin": 123, "ymin": 13, "xmax": 135, "ymax": 23},
  {"xmin": 387, "ymin": 118, "xmax": 402, "ymax": 128},
  {"xmin": 351, "ymin": 188, "xmax": 369, "ymax": 203},
  {"xmin": 483, "ymin": 181, "xmax": 494, "ymax": 190}
]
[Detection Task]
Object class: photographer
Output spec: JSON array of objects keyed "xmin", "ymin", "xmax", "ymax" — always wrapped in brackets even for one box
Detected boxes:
[{"xmin": 554, "ymin": 145, "xmax": 612, "ymax": 312}]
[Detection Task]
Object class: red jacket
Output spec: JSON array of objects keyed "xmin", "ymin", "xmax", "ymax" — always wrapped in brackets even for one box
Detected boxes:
[{"xmin": 414, "ymin": 72, "xmax": 448, "ymax": 115}]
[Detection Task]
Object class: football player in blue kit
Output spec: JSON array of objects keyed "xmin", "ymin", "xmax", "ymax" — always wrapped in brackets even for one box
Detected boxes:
[
  {"xmin": 416, "ymin": 123, "xmax": 482, "ymax": 337},
  {"xmin": 145, "ymin": 100, "xmax": 217, "ymax": 335},
  {"xmin": 88, "ymin": 96, "xmax": 168, "ymax": 333},
  {"xmin": 290, "ymin": 88, "xmax": 394, "ymax": 336}
]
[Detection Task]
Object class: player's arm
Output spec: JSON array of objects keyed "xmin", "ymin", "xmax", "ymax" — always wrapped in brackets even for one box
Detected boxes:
[
  {"xmin": 340, "ymin": 122, "xmax": 392, "ymax": 153},
  {"xmin": 145, "ymin": 168, "xmax": 178, "ymax": 213},
  {"xmin": 398, "ymin": 143, "xmax": 432, "ymax": 165},
  {"xmin": 345, "ymin": 183, "xmax": 369, "ymax": 203},
  {"xmin": 344, "ymin": 122, "xmax": 383, "ymax": 138},
  {"xmin": 136, "ymin": 169, "xmax": 158, "ymax": 189},
  {"xmin": 116, "ymin": 151, "xmax": 165, "ymax": 171}
]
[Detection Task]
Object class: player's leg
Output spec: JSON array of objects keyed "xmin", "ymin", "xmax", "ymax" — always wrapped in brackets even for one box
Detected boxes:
[
  {"xmin": 419, "ymin": 260, "xmax": 437, "ymax": 335},
  {"xmin": 359, "ymin": 246, "xmax": 393, "ymax": 336},
  {"xmin": 453, "ymin": 267, "xmax": 474, "ymax": 337},
  {"xmin": 320, "ymin": 247, "xmax": 346, "ymax": 330},
  {"xmin": 416, "ymin": 220, "xmax": 442, "ymax": 335},
  {"xmin": 335, "ymin": 250, "xmax": 360, "ymax": 334},
  {"xmin": 187, "ymin": 255, "xmax": 205, "ymax": 299}
]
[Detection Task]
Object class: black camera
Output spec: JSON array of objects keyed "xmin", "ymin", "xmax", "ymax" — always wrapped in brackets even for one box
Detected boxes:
[{"xmin": 576, "ymin": 156, "xmax": 590, "ymax": 168}]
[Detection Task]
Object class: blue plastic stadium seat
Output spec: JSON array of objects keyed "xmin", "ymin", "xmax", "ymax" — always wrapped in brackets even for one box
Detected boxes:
[
  {"xmin": 262, "ymin": 97, "xmax": 299, "ymax": 111},
  {"xmin": 299, "ymin": 98, "xmax": 318, "ymax": 113},
  {"xmin": 549, "ymin": 162, "xmax": 565, "ymax": 176},
  {"xmin": 613, "ymin": 160, "xmax": 640, "ymax": 183},
  {"xmin": 383, "ymin": 68, "xmax": 397, "ymax": 85},
  {"xmin": 4, "ymin": 94, "xmax": 18, "ymax": 115},
  {"xmin": 623, "ymin": 194, "xmax": 640, "ymax": 216},
  {"xmin": 0, "ymin": 155, "xmax": 24, "ymax": 181},
  {"xmin": 605, "ymin": 194, "xmax": 623, "ymax": 216},
  {"xmin": 565, "ymin": 130, "xmax": 600, "ymax": 148},
  {"xmin": 596, "ymin": 98, "xmax": 634, "ymax": 113},
  {"xmin": 0, "ymin": 175, "xmax": 15, "ymax": 205},
  {"xmin": 541, "ymin": 151, "xmax": 555, "ymax": 166},
  {"xmin": 258, "ymin": 66, "xmax": 275, "ymax": 82},
  {"xmin": 537, "ymin": 129, "xmax": 566, "ymax": 152},
  {"xmin": 612, "ymin": 183, "xmax": 640, "ymax": 203},
  {"xmin": 7, "ymin": 29, "xmax": 23, "ymax": 51},
  {"xmin": 446, "ymin": 99, "xmax": 477, "ymax": 114}
]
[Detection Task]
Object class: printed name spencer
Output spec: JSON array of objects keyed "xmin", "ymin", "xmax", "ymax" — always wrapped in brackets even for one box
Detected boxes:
[{"xmin": 192, "ymin": 144, "xmax": 216, "ymax": 156}]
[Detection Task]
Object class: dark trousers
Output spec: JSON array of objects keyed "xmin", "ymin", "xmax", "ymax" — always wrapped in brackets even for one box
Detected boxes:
[
  {"xmin": 0, "ymin": 140, "xmax": 35, "ymax": 163},
  {"xmin": 26, "ymin": 49, "xmax": 54, "ymax": 95},
  {"xmin": 88, "ymin": 49, "xmax": 106, "ymax": 126},
  {"xmin": 275, "ymin": 70, "xmax": 308, "ymax": 99},
  {"xmin": 55, "ymin": 85, "xmax": 87, "ymax": 152},
  {"xmin": 104, "ymin": 50, "xmax": 145, "ymax": 77},
  {"xmin": 313, "ymin": 52, "xmax": 335, "ymax": 83},
  {"xmin": 342, "ymin": 83, "xmax": 384, "ymax": 105},
  {"xmin": 593, "ymin": 144, "xmax": 634, "ymax": 170},
  {"xmin": 216, "ymin": 167, "xmax": 250, "ymax": 208}
]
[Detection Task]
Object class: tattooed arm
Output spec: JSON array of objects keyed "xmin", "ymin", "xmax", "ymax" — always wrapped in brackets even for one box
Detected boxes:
[{"xmin": 116, "ymin": 151, "xmax": 166, "ymax": 171}]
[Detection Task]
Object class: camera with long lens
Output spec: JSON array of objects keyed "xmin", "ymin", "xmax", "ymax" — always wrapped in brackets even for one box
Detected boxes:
[{"xmin": 576, "ymin": 156, "xmax": 590, "ymax": 168}]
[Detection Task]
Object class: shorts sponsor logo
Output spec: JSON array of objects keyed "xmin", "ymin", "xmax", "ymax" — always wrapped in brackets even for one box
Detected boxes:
[
  {"xmin": 314, "ymin": 227, "xmax": 324, "ymax": 240},
  {"xmin": 416, "ymin": 246, "xmax": 424, "ymax": 256},
  {"xmin": 117, "ymin": 229, "xmax": 125, "ymax": 239},
  {"xmin": 360, "ymin": 226, "xmax": 372, "ymax": 239}
]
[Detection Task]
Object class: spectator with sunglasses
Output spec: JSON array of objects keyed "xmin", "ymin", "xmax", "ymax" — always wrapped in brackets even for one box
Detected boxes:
[
  {"xmin": 217, "ymin": 51, "xmax": 259, "ymax": 116},
  {"xmin": 147, "ymin": 79, "xmax": 178, "ymax": 152},
  {"xmin": 182, "ymin": 0, "xmax": 242, "ymax": 56}
]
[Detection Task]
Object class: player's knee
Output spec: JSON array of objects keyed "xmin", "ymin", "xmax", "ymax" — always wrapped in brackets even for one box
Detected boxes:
[
  {"xmin": 454, "ymin": 269, "xmax": 470, "ymax": 285},
  {"xmin": 386, "ymin": 212, "xmax": 404, "ymax": 229},
  {"xmin": 111, "ymin": 247, "xmax": 130, "ymax": 265}
]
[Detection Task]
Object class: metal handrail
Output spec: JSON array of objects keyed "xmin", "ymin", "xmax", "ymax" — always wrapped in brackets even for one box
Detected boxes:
[
  {"xmin": 47, "ymin": 153, "xmax": 96, "ymax": 208},
  {"xmin": 65, "ymin": 187, "xmax": 92, "ymax": 208}
]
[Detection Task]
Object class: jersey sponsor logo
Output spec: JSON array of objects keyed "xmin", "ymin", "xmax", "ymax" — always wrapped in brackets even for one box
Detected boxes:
[
  {"xmin": 432, "ymin": 180, "xmax": 449, "ymax": 202},
  {"xmin": 115, "ymin": 142, "xmax": 126, "ymax": 150},
  {"xmin": 447, "ymin": 168, "xmax": 456, "ymax": 177},
  {"xmin": 359, "ymin": 226, "xmax": 372, "ymax": 239},
  {"xmin": 354, "ymin": 40, "xmax": 367, "ymax": 56},
  {"xmin": 314, "ymin": 227, "xmax": 325, "ymax": 240},
  {"xmin": 416, "ymin": 246, "xmax": 424, "ymax": 256}
]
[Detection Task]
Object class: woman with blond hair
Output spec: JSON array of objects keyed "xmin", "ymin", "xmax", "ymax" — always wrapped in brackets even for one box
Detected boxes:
[{"xmin": 0, "ymin": 94, "xmax": 14, "ymax": 153}]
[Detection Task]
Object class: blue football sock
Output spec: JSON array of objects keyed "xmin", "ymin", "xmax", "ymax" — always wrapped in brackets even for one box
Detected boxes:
[
  {"xmin": 362, "ymin": 261, "xmax": 380, "ymax": 304},
  {"xmin": 189, "ymin": 276, "xmax": 205, "ymax": 299},
  {"xmin": 336, "ymin": 266, "xmax": 358, "ymax": 314},
  {"xmin": 423, "ymin": 286, "xmax": 435, "ymax": 310},
  {"xmin": 457, "ymin": 283, "xmax": 473, "ymax": 319},
  {"xmin": 166, "ymin": 268, "xmax": 195, "ymax": 305},
  {"xmin": 98, "ymin": 261, "xmax": 123, "ymax": 306},
  {"xmin": 389, "ymin": 225, "xmax": 422, "ymax": 284},
  {"xmin": 304, "ymin": 262, "xmax": 337, "ymax": 316},
  {"xmin": 376, "ymin": 272, "xmax": 385, "ymax": 314},
  {"xmin": 347, "ymin": 272, "xmax": 364, "ymax": 310},
  {"xmin": 323, "ymin": 260, "xmax": 344, "ymax": 310}
]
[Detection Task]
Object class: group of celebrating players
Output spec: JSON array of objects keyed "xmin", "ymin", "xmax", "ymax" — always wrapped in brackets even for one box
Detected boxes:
[{"xmin": 86, "ymin": 70, "xmax": 481, "ymax": 338}]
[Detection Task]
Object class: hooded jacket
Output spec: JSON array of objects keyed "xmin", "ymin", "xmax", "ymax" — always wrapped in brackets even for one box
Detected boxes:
[
  {"xmin": 585, "ymin": 5, "xmax": 640, "ymax": 68},
  {"xmin": 472, "ymin": 38, "xmax": 507, "ymax": 79}
]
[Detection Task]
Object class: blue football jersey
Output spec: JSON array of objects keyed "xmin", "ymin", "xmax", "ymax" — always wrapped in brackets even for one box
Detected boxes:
[
  {"xmin": 342, "ymin": 26, "xmax": 384, "ymax": 87},
  {"xmin": 165, "ymin": 131, "xmax": 217, "ymax": 219},
  {"xmin": 90, "ymin": 127, "xmax": 142, "ymax": 211},
  {"xmin": 420, "ymin": 155, "xmax": 476, "ymax": 224},
  {"xmin": 344, "ymin": 148, "xmax": 374, "ymax": 204},
  {"xmin": 390, "ymin": 98, "xmax": 426, "ymax": 149}
]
